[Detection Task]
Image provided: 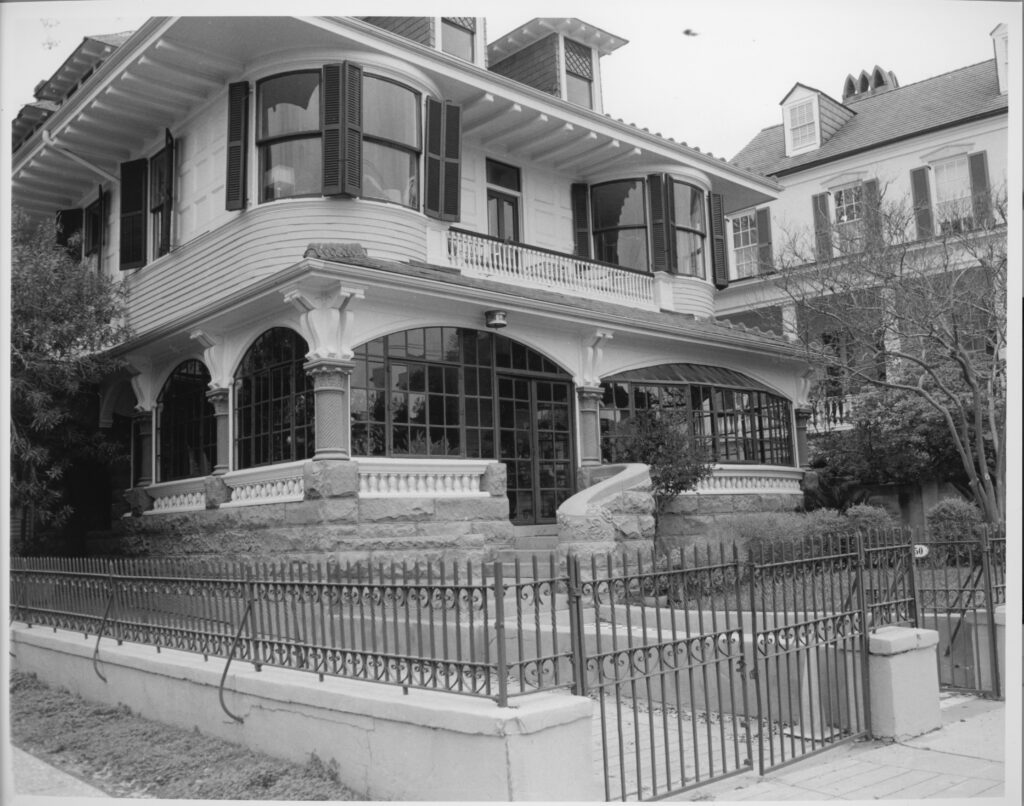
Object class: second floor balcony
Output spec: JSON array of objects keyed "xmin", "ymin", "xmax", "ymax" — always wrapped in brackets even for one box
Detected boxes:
[{"xmin": 446, "ymin": 228, "xmax": 657, "ymax": 310}]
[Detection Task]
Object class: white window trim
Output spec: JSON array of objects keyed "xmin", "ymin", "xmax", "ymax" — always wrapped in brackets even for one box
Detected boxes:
[
  {"xmin": 436, "ymin": 17, "xmax": 482, "ymax": 66},
  {"xmin": 729, "ymin": 209, "xmax": 759, "ymax": 280},
  {"xmin": 783, "ymin": 96, "xmax": 820, "ymax": 156}
]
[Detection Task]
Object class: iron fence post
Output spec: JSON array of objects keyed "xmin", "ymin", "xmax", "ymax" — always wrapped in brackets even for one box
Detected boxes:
[
  {"xmin": 746, "ymin": 544, "xmax": 765, "ymax": 776},
  {"xmin": 905, "ymin": 528, "xmax": 921, "ymax": 628},
  {"xmin": 854, "ymin": 531, "xmax": 873, "ymax": 739},
  {"xmin": 978, "ymin": 526, "xmax": 1002, "ymax": 699},
  {"xmin": 566, "ymin": 554, "xmax": 588, "ymax": 697},
  {"xmin": 492, "ymin": 560, "xmax": 509, "ymax": 708}
]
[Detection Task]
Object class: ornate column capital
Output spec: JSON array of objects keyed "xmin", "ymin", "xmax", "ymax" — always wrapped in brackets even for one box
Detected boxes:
[
  {"xmin": 577, "ymin": 385, "xmax": 605, "ymax": 406},
  {"xmin": 303, "ymin": 357, "xmax": 355, "ymax": 391},
  {"xmin": 280, "ymin": 277, "xmax": 365, "ymax": 362},
  {"xmin": 205, "ymin": 387, "xmax": 230, "ymax": 416}
]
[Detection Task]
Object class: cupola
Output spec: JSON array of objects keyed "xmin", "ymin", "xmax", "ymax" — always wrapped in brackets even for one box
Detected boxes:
[{"xmin": 487, "ymin": 18, "xmax": 627, "ymax": 113}]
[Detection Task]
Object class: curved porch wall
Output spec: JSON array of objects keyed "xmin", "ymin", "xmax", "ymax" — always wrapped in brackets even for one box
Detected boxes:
[{"xmin": 125, "ymin": 201, "xmax": 427, "ymax": 336}]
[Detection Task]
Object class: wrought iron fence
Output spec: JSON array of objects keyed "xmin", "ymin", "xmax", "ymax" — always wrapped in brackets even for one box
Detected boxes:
[{"xmin": 10, "ymin": 555, "xmax": 571, "ymax": 706}]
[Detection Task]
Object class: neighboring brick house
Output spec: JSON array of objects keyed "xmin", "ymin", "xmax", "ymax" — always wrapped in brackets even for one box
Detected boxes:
[
  {"xmin": 716, "ymin": 24, "xmax": 1009, "ymax": 524},
  {"xmin": 11, "ymin": 16, "xmax": 814, "ymax": 561}
]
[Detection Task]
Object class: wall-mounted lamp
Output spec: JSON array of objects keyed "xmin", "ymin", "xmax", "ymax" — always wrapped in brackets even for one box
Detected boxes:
[{"xmin": 484, "ymin": 310, "xmax": 508, "ymax": 329}]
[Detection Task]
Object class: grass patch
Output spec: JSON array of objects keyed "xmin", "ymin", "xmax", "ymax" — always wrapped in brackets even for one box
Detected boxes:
[{"xmin": 9, "ymin": 671, "xmax": 362, "ymax": 800}]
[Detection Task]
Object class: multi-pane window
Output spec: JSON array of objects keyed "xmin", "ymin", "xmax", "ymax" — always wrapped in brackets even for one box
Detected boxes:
[
  {"xmin": 257, "ymin": 72, "xmax": 322, "ymax": 202},
  {"xmin": 600, "ymin": 377, "xmax": 794, "ymax": 466},
  {"xmin": 731, "ymin": 212, "xmax": 758, "ymax": 279},
  {"xmin": 234, "ymin": 328, "xmax": 314, "ymax": 469},
  {"xmin": 833, "ymin": 183, "xmax": 864, "ymax": 247},
  {"xmin": 788, "ymin": 100, "xmax": 816, "ymax": 149},
  {"xmin": 157, "ymin": 360, "xmax": 216, "ymax": 481},
  {"xmin": 441, "ymin": 18, "xmax": 475, "ymax": 61},
  {"xmin": 149, "ymin": 145, "xmax": 172, "ymax": 259},
  {"xmin": 564, "ymin": 39, "xmax": 594, "ymax": 108},
  {"xmin": 933, "ymin": 155, "xmax": 972, "ymax": 233},
  {"xmin": 671, "ymin": 181, "xmax": 706, "ymax": 278},
  {"xmin": 486, "ymin": 159, "xmax": 521, "ymax": 241},
  {"xmin": 362, "ymin": 76, "xmax": 421, "ymax": 208},
  {"xmin": 590, "ymin": 179, "xmax": 648, "ymax": 272}
]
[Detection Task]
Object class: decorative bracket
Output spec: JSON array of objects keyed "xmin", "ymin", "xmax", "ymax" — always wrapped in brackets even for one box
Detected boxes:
[
  {"xmin": 580, "ymin": 329, "xmax": 614, "ymax": 387},
  {"xmin": 125, "ymin": 354, "xmax": 156, "ymax": 412},
  {"xmin": 190, "ymin": 328, "xmax": 230, "ymax": 389},
  {"xmin": 281, "ymin": 279, "xmax": 365, "ymax": 361}
]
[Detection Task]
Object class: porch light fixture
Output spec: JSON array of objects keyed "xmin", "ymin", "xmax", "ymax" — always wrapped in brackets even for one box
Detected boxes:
[{"xmin": 484, "ymin": 310, "xmax": 508, "ymax": 329}]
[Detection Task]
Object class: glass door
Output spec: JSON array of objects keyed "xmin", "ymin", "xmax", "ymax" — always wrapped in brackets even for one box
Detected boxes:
[{"xmin": 498, "ymin": 376, "xmax": 573, "ymax": 525}]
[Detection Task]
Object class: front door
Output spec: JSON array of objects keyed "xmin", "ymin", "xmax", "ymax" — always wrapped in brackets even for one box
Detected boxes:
[{"xmin": 497, "ymin": 376, "xmax": 573, "ymax": 525}]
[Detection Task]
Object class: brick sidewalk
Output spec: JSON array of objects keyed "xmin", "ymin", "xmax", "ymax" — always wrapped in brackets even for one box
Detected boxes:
[{"xmin": 671, "ymin": 695, "xmax": 1006, "ymax": 801}]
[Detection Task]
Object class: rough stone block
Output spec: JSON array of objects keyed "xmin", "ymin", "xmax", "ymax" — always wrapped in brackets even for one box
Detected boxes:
[
  {"xmin": 304, "ymin": 460, "xmax": 359, "ymax": 499},
  {"xmin": 433, "ymin": 497, "xmax": 509, "ymax": 522},
  {"xmin": 693, "ymin": 495, "xmax": 738, "ymax": 514},
  {"xmin": 481, "ymin": 463, "xmax": 507, "ymax": 496},
  {"xmin": 610, "ymin": 491, "xmax": 655, "ymax": 514},
  {"xmin": 663, "ymin": 495, "xmax": 700, "ymax": 515},
  {"xmin": 204, "ymin": 476, "xmax": 232, "ymax": 509},
  {"xmin": 359, "ymin": 498, "xmax": 435, "ymax": 522},
  {"xmin": 124, "ymin": 487, "xmax": 154, "ymax": 517}
]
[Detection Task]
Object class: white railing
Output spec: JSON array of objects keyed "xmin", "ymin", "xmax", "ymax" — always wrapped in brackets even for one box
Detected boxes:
[
  {"xmin": 357, "ymin": 458, "xmax": 492, "ymax": 498},
  {"xmin": 220, "ymin": 461, "xmax": 306, "ymax": 508},
  {"xmin": 447, "ymin": 229, "xmax": 656, "ymax": 309},
  {"xmin": 809, "ymin": 394, "xmax": 855, "ymax": 434},
  {"xmin": 146, "ymin": 478, "xmax": 207, "ymax": 514},
  {"xmin": 690, "ymin": 465, "xmax": 804, "ymax": 495}
]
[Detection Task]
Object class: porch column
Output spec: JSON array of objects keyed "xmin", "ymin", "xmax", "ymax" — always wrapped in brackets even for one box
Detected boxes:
[
  {"xmin": 133, "ymin": 410, "xmax": 154, "ymax": 487},
  {"xmin": 304, "ymin": 358, "xmax": 355, "ymax": 460},
  {"xmin": 794, "ymin": 407, "xmax": 812, "ymax": 468},
  {"xmin": 577, "ymin": 385, "xmax": 605, "ymax": 468},
  {"xmin": 206, "ymin": 387, "xmax": 231, "ymax": 475}
]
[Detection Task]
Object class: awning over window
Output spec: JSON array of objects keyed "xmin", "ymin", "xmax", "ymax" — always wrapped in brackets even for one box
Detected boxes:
[{"xmin": 603, "ymin": 363, "xmax": 778, "ymax": 394}]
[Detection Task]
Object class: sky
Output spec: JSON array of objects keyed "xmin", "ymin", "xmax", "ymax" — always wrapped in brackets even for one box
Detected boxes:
[{"xmin": 0, "ymin": 0, "xmax": 1017, "ymax": 161}]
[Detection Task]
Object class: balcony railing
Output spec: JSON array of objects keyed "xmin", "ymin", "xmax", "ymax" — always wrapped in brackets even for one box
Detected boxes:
[
  {"xmin": 809, "ymin": 394, "xmax": 855, "ymax": 434},
  {"xmin": 447, "ymin": 228, "xmax": 656, "ymax": 309}
]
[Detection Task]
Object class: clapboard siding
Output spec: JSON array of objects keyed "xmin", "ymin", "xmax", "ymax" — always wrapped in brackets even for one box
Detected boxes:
[{"xmin": 125, "ymin": 200, "xmax": 428, "ymax": 336}]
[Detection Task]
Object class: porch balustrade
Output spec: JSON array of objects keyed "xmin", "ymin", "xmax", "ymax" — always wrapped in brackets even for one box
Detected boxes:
[
  {"xmin": 220, "ymin": 461, "xmax": 306, "ymax": 508},
  {"xmin": 693, "ymin": 464, "xmax": 804, "ymax": 494},
  {"xmin": 146, "ymin": 478, "xmax": 207, "ymax": 514},
  {"xmin": 809, "ymin": 393, "xmax": 855, "ymax": 433},
  {"xmin": 447, "ymin": 228, "xmax": 656, "ymax": 309},
  {"xmin": 357, "ymin": 458, "xmax": 491, "ymax": 497}
]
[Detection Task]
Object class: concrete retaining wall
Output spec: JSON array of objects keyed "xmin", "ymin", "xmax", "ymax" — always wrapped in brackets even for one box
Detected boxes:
[{"xmin": 10, "ymin": 624, "xmax": 600, "ymax": 801}]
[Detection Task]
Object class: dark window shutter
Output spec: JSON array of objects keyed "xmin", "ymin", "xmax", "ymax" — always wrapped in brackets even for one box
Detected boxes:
[
  {"xmin": 56, "ymin": 208, "xmax": 83, "ymax": 249},
  {"xmin": 341, "ymin": 62, "xmax": 364, "ymax": 196},
  {"xmin": 424, "ymin": 98, "xmax": 443, "ymax": 217},
  {"xmin": 322, "ymin": 62, "xmax": 362, "ymax": 197},
  {"xmin": 755, "ymin": 206, "xmax": 773, "ymax": 273},
  {"xmin": 968, "ymin": 151, "xmax": 991, "ymax": 226},
  {"xmin": 225, "ymin": 81, "xmax": 249, "ymax": 211},
  {"xmin": 910, "ymin": 166, "xmax": 933, "ymax": 240},
  {"xmin": 812, "ymin": 192, "xmax": 833, "ymax": 260},
  {"xmin": 709, "ymin": 192, "xmax": 728, "ymax": 289},
  {"xmin": 441, "ymin": 101, "xmax": 462, "ymax": 221},
  {"xmin": 570, "ymin": 183, "xmax": 591, "ymax": 258},
  {"xmin": 120, "ymin": 158, "xmax": 148, "ymax": 270},
  {"xmin": 157, "ymin": 128, "xmax": 174, "ymax": 256},
  {"xmin": 648, "ymin": 174, "xmax": 672, "ymax": 272},
  {"xmin": 862, "ymin": 178, "xmax": 882, "ymax": 245}
]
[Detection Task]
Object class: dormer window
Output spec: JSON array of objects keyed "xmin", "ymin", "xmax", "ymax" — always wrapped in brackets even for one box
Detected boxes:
[
  {"xmin": 564, "ymin": 39, "xmax": 594, "ymax": 108},
  {"xmin": 788, "ymin": 99, "xmax": 817, "ymax": 150},
  {"xmin": 441, "ymin": 17, "xmax": 475, "ymax": 62}
]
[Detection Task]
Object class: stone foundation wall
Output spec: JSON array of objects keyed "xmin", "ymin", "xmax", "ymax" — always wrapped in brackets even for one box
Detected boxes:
[
  {"xmin": 88, "ymin": 460, "xmax": 513, "ymax": 565},
  {"xmin": 658, "ymin": 492, "xmax": 804, "ymax": 550}
]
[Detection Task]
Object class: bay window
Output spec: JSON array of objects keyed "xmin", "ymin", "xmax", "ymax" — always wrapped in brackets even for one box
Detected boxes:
[
  {"xmin": 362, "ymin": 76, "xmax": 421, "ymax": 207},
  {"xmin": 590, "ymin": 179, "xmax": 648, "ymax": 271},
  {"xmin": 671, "ymin": 181, "xmax": 706, "ymax": 278},
  {"xmin": 257, "ymin": 71, "xmax": 322, "ymax": 202}
]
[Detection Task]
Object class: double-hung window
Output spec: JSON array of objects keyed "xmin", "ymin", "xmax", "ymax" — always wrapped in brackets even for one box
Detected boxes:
[
  {"xmin": 362, "ymin": 76, "xmax": 421, "ymax": 207},
  {"xmin": 486, "ymin": 159, "xmax": 521, "ymax": 241},
  {"xmin": 564, "ymin": 39, "xmax": 594, "ymax": 109},
  {"xmin": 590, "ymin": 179, "xmax": 648, "ymax": 272},
  {"xmin": 833, "ymin": 183, "xmax": 864, "ymax": 249},
  {"xmin": 441, "ymin": 18, "xmax": 475, "ymax": 62},
  {"xmin": 731, "ymin": 212, "xmax": 759, "ymax": 279},
  {"xmin": 257, "ymin": 71, "xmax": 322, "ymax": 202},
  {"xmin": 932, "ymin": 155, "xmax": 972, "ymax": 233},
  {"xmin": 788, "ymin": 99, "xmax": 817, "ymax": 150},
  {"xmin": 671, "ymin": 181, "xmax": 706, "ymax": 279}
]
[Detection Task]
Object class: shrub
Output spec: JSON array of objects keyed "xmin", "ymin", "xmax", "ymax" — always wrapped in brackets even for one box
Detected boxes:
[
  {"xmin": 844, "ymin": 504, "xmax": 897, "ymax": 536},
  {"xmin": 926, "ymin": 497, "xmax": 982, "ymax": 542}
]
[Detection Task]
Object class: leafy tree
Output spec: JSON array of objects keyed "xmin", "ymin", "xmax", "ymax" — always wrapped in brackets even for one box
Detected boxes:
[
  {"xmin": 10, "ymin": 207, "xmax": 131, "ymax": 545},
  {"xmin": 606, "ymin": 409, "xmax": 713, "ymax": 550},
  {"xmin": 772, "ymin": 189, "xmax": 1006, "ymax": 523}
]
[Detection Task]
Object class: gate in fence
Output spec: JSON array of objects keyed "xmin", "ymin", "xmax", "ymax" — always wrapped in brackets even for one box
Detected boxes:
[
  {"xmin": 912, "ymin": 526, "xmax": 1005, "ymax": 698},
  {"xmin": 8, "ymin": 526, "xmax": 1000, "ymax": 802}
]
